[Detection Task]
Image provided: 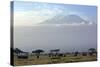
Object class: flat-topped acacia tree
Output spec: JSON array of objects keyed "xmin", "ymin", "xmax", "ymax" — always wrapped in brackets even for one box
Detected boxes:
[
  {"xmin": 88, "ymin": 48, "xmax": 97, "ymax": 56},
  {"xmin": 32, "ymin": 49, "xmax": 44, "ymax": 59},
  {"xmin": 14, "ymin": 48, "xmax": 24, "ymax": 54}
]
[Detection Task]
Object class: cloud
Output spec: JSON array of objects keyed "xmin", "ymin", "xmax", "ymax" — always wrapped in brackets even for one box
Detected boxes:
[
  {"xmin": 33, "ymin": 22, "xmax": 95, "ymax": 27},
  {"xmin": 14, "ymin": 5, "xmax": 65, "ymax": 26},
  {"xmin": 14, "ymin": 11, "xmax": 52, "ymax": 26}
]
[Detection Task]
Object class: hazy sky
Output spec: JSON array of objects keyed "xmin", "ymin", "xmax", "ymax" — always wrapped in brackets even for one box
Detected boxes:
[
  {"xmin": 13, "ymin": 1, "xmax": 97, "ymax": 26},
  {"xmin": 14, "ymin": 24, "xmax": 97, "ymax": 52},
  {"xmin": 13, "ymin": 1, "xmax": 97, "ymax": 52}
]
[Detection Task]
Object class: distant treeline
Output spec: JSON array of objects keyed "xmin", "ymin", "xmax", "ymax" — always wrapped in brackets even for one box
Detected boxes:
[{"xmin": 12, "ymin": 48, "xmax": 97, "ymax": 59}]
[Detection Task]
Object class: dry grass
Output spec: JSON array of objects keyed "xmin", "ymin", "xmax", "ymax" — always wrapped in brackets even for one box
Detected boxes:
[{"xmin": 14, "ymin": 55, "xmax": 97, "ymax": 66}]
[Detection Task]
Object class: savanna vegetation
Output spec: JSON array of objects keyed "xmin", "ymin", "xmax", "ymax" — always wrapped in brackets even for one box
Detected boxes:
[{"xmin": 13, "ymin": 48, "xmax": 97, "ymax": 66}]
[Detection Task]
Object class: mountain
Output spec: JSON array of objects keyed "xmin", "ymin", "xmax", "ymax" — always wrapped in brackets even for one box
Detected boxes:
[{"xmin": 39, "ymin": 14, "xmax": 89, "ymax": 24}]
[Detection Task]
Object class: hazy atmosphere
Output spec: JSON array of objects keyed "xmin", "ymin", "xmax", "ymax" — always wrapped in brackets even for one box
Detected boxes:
[{"xmin": 13, "ymin": 1, "xmax": 97, "ymax": 53}]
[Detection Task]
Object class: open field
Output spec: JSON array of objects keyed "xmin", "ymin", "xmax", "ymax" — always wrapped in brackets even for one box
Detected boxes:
[{"xmin": 14, "ymin": 55, "xmax": 97, "ymax": 66}]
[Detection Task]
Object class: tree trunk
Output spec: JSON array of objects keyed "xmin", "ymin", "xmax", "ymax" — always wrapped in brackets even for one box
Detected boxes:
[{"xmin": 36, "ymin": 53, "xmax": 40, "ymax": 59}]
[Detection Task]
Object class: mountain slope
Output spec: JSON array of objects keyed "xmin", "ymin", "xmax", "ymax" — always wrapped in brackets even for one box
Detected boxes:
[{"xmin": 40, "ymin": 14, "xmax": 89, "ymax": 24}]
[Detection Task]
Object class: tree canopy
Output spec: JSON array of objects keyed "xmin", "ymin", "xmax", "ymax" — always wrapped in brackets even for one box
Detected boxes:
[{"xmin": 32, "ymin": 49, "xmax": 44, "ymax": 54}]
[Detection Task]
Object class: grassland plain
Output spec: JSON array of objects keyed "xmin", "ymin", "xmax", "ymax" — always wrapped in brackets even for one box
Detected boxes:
[{"xmin": 14, "ymin": 54, "xmax": 97, "ymax": 66}]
